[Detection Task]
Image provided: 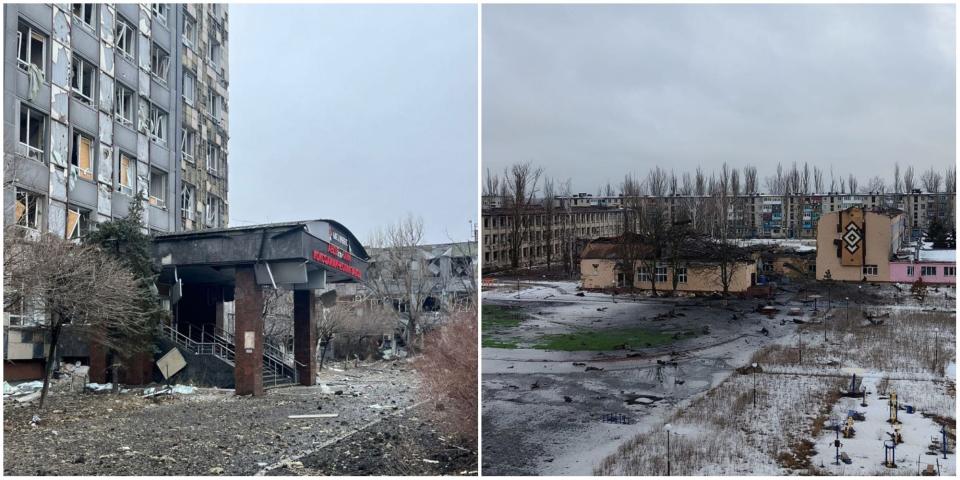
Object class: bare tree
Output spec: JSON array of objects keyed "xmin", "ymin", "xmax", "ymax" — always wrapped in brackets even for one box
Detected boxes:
[
  {"xmin": 847, "ymin": 174, "xmax": 858, "ymax": 194},
  {"xmin": 503, "ymin": 162, "xmax": 543, "ymax": 269},
  {"xmin": 542, "ymin": 177, "xmax": 556, "ymax": 269},
  {"xmin": 921, "ymin": 168, "xmax": 943, "ymax": 193},
  {"xmin": 893, "ymin": 162, "xmax": 902, "ymax": 193},
  {"xmin": 483, "ymin": 168, "xmax": 500, "ymax": 197},
  {"xmin": 945, "ymin": 166, "xmax": 956, "ymax": 194},
  {"xmin": 620, "ymin": 174, "xmax": 646, "ymax": 289},
  {"xmin": 743, "ymin": 165, "xmax": 758, "ymax": 194},
  {"xmin": 866, "ymin": 176, "xmax": 886, "ymax": 194},
  {"xmin": 904, "ymin": 166, "xmax": 916, "ymax": 192},
  {"xmin": 4, "ymin": 228, "xmax": 147, "ymax": 409},
  {"xmin": 813, "ymin": 166, "xmax": 824, "ymax": 194},
  {"xmin": 366, "ymin": 214, "xmax": 430, "ymax": 351}
]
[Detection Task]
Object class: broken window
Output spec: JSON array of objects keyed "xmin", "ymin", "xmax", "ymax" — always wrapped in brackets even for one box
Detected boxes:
[
  {"xmin": 117, "ymin": 152, "xmax": 134, "ymax": 194},
  {"xmin": 17, "ymin": 21, "xmax": 46, "ymax": 75},
  {"xmin": 150, "ymin": 43, "xmax": 169, "ymax": 83},
  {"xmin": 920, "ymin": 266, "xmax": 936, "ymax": 277},
  {"xmin": 182, "ymin": 71, "xmax": 196, "ymax": 105},
  {"xmin": 148, "ymin": 168, "xmax": 167, "ymax": 208},
  {"xmin": 207, "ymin": 36, "xmax": 221, "ymax": 68},
  {"xmin": 72, "ymin": 4, "xmax": 95, "ymax": 28},
  {"xmin": 206, "ymin": 142, "xmax": 222, "ymax": 175},
  {"xmin": 67, "ymin": 206, "xmax": 90, "ymax": 240},
  {"xmin": 205, "ymin": 195, "xmax": 222, "ymax": 227},
  {"xmin": 676, "ymin": 267, "xmax": 687, "ymax": 284},
  {"xmin": 114, "ymin": 83, "xmax": 134, "ymax": 125},
  {"xmin": 71, "ymin": 54, "xmax": 96, "ymax": 105},
  {"xmin": 180, "ymin": 128, "xmax": 195, "ymax": 162},
  {"xmin": 115, "ymin": 17, "xmax": 136, "ymax": 59},
  {"xmin": 149, "ymin": 103, "xmax": 168, "ymax": 141},
  {"xmin": 180, "ymin": 183, "xmax": 195, "ymax": 220},
  {"xmin": 208, "ymin": 87, "xmax": 223, "ymax": 124},
  {"xmin": 71, "ymin": 131, "xmax": 95, "ymax": 181},
  {"xmin": 18, "ymin": 105, "xmax": 46, "ymax": 162},
  {"xmin": 183, "ymin": 13, "xmax": 197, "ymax": 48},
  {"xmin": 15, "ymin": 189, "xmax": 43, "ymax": 230},
  {"xmin": 152, "ymin": 3, "xmax": 169, "ymax": 23}
]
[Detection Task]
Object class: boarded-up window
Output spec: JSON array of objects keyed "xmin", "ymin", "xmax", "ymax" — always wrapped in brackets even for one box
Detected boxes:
[
  {"xmin": 118, "ymin": 153, "xmax": 134, "ymax": 194},
  {"xmin": 15, "ymin": 189, "xmax": 43, "ymax": 230},
  {"xmin": 72, "ymin": 132, "xmax": 94, "ymax": 180}
]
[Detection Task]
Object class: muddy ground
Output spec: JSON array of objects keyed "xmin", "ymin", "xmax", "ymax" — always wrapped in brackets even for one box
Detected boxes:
[
  {"xmin": 4, "ymin": 362, "xmax": 476, "ymax": 476},
  {"xmin": 481, "ymin": 278, "xmax": 820, "ymax": 475},
  {"xmin": 481, "ymin": 278, "xmax": 955, "ymax": 475}
]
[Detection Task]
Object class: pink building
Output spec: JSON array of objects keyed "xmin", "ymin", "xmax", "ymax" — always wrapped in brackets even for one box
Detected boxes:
[{"xmin": 889, "ymin": 249, "xmax": 956, "ymax": 285}]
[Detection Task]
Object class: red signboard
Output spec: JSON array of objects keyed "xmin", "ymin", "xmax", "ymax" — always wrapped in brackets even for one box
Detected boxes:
[
  {"xmin": 312, "ymin": 249, "xmax": 362, "ymax": 279},
  {"xmin": 327, "ymin": 243, "xmax": 352, "ymax": 262}
]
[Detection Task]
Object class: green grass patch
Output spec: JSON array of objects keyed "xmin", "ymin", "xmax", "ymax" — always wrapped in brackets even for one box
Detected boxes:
[
  {"xmin": 482, "ymin": 304, "xmax": 525, "ymax": 331},
  {"xmin": 533, "ymin": 328, "xmax": 694, "ymax": 352},
  {"xmin": 482, "ymin": 336, "xmax": 519, "ymax": 349}
]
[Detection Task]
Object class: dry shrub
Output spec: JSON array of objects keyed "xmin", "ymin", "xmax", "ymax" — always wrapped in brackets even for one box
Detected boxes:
[{"xmin": 413, "ymin": 312, "xmax": 478, "ymax": 446}]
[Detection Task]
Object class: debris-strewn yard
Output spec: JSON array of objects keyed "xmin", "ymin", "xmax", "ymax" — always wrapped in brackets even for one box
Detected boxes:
[
  {"xmin": 3, "ymin": 362, "xmax": 477, "ymax": 476},
  {"xmin": 596, "ymin": 302, "xmax": 956, "ymax": 476}
]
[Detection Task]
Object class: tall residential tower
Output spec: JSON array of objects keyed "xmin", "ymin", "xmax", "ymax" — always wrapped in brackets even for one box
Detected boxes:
[{"xmin": 3, "ymin": 3, "xmax": 229, "ymax": 240}]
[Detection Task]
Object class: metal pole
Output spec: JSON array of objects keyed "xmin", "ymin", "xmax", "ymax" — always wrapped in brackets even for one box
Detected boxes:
[{"xmin": 666, "ymin": 430, "xmax": 671, "ymax": 476}]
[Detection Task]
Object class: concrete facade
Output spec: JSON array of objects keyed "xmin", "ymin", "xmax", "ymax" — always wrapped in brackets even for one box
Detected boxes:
[{"xmin": 3, "ymin": 4, "xmax": 229, "ymax": 378}]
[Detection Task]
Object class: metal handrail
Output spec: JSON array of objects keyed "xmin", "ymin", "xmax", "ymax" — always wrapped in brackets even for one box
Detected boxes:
[{"xmin": 161, "ymin": 323, "xmax": 299, "ymax": 385}]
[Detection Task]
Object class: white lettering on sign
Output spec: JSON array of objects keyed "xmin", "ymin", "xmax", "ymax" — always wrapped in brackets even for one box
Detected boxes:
[{"xmin": 329, "ymin": 228, "xmax": 349, "ymax": 248}]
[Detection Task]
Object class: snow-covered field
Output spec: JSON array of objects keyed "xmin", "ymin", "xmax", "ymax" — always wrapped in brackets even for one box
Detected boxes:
[{"xmin": 595, "ymin": 305, "xmax": 956, "ymax": 475}]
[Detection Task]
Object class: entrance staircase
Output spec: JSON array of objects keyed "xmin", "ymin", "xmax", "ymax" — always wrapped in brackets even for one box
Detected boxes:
[{"xmin": 160, "ymin": 323, "xmax": 299, "ymax": 388}]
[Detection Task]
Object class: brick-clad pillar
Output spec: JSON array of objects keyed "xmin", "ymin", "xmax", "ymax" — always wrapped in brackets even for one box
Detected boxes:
[
  {"xmin": 234, "ymin": 266, "xmax": 264, "ymax": 396},
  {"xmin": 293, "ymin": 289, "xmax": 317, "ymax": 386},
  {"xmin": 88, "ymin": 339, "xmax": 108, "ymax": 384}
]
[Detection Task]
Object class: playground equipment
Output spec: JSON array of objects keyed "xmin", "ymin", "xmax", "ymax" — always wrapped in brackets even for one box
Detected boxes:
[
  {"xmin": 888, "ymin": 391, "xmax": 899, "ymax": 425},
  {"xmin": 842, "ymin": 416, "xmax": 856, "ymax": 438},
  {"xmin": 883, "ymin": 439, "xmax": 897, "ymax": 468}
]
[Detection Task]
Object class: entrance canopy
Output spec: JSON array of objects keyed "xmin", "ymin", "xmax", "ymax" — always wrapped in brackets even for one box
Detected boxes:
[{"xmin": 154, "ymin": 220, "xmax": 369, "ymax": 296}]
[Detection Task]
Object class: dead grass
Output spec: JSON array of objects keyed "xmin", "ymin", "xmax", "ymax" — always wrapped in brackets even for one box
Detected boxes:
[
  {"xmin": 413, "ymin": 312, "xmax": 478, "ymax": 446},
  {"xmin": 597, "ymin": 308, "xmax": 954, "ymax": 475}
]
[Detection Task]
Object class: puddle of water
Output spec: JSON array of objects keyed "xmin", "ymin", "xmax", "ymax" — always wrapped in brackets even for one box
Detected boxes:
[{"xmin": 624, "ymin": 393, "xmax": 664, "ymax": 406}]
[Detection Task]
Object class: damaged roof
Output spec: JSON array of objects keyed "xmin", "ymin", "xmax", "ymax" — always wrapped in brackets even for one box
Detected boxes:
[{"xmin": 581, "ymin": 234, "xmax": 754, "ymax": 263}]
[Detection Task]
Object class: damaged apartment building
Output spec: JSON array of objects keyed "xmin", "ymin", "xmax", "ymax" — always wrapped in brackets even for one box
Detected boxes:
[{"xmin": 3, "ymin": 3, "xmax": 229, "ymax": 379}]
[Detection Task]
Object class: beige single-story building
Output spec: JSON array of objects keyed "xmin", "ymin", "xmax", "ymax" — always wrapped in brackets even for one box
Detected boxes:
[{"xmin": 580, "ymin": 235, "xmax": 757, "ymax": 293}]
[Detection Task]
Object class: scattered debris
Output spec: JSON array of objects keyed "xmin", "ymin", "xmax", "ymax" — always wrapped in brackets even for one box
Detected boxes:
[{"xmin": 288, "ymin": 413, "xmax": 339, "ymax": 419}]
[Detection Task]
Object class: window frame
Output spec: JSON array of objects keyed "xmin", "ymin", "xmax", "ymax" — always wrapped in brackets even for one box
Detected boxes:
[
  {"xmin": 72, "ymin": 4, "xmax": 96, "ymax": 28},
  {"xmin": 148, "ymin": 168, "xmax": 167, "ymax": 208},
  {"xmin": 18, "ymin": 105, "xmax": 47, "ymax": 162},
  {"xmin": 114, "ymin": 83, "xmax": 135, "ymax": 126},
  {"xmin": 148, "ymin": 102, "xmax": 168, "ymax": 142},
  {"xmin": 180, "ymin": 128, "xmax": 195, "ymax": 163},
  {"xmin": 71, "ymin": 54, "xmax": 96, "ymax": 105},
  {"xmin": 66, "ymin": 206, "xmax": 91, "ymax": 240},
  {"xmin": 14, "ymin": 188, "xmax": 44, "ymax": 231},
  {"xmin": 182, "ymin": 71, "xmax": 196, "ymax": 105},
  {"xmin": 180, "ymin": 183, "xmax": 196, "ymax": 221},
  {"xmin": 182, "ymin": 12, "xmax": 197, "ymax": 48},
  {"xmin": 945, "ymin": 266, "xmax": 956, "ymax": 277},
  {"xmin": 676, "ymin": 266, "xmax": 688, "ymax": 284},
  {"xmin": 17, "ymin": 21, "xmax": 47, "ymax": 76},
  {"xmin": 150, "ymin": 43, "xmax": 170, "ymax": 84},
  {"xmin": 117, "ymin": 152, "xmax": 135, "ymax": 195},
  {"xmin": 921, "ymin": 266, "xmax": 937, "ymax": 277},
  {"xmin": 151, "ymin": 3, "xmax": 169, "ymax": 25},
  {"xmin": 71, "ymin": 130, "xmax": 96, "ymax": 181},
  {"xmin": 862, "ymin": 265, "xmax": 878, "ymax": 276},
  {"xmin": 115, "ymin": 17, "xmax": 136, "ymax": 59}
]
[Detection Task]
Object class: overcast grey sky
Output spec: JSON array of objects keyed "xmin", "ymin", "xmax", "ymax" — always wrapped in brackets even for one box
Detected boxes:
[
  {"xmin": 230, "ymin": 5, "xmax": 477, "ymax": 244},
  {"xmin": 483, "ymin": 4, "xmax": 955, "ymax": 194}
]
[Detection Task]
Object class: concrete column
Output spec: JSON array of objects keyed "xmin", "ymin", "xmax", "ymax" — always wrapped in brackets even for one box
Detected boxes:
[
  {"xmin": 234, "ymin": 266, "xmax": 264, "ymax": 396},
  {"xmin": 293, "ymin": 289, "xmax": 317, "ymax": 386}
]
